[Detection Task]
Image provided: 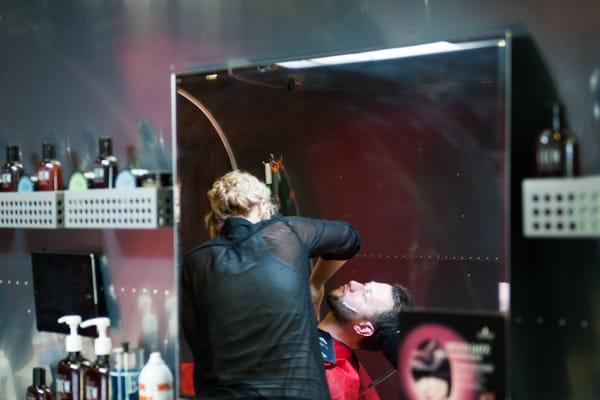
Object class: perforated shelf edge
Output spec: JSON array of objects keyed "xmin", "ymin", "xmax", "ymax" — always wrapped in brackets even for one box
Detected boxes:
[
  {"xmin": 523, "ymin": 176, "xmax": 600, "ymax": 238},
  {"xmin": 0, "ymin": 191, "xmax": 64, "ymax": 229},
  {"xmin": 64, "ymin": 187, "xmax": 173, "ymax": 229}
]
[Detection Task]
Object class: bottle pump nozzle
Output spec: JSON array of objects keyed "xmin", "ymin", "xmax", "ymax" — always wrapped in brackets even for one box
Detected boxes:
[
  {"xmin": 58, "ymin": 315, "xmax": 83, "ymax": 352},
  {"xmin": 81, "ymin": 317, "xmax": 112, "ymax": 356}
]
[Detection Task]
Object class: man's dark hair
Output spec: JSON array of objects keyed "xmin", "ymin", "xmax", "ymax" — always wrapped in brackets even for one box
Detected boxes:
[{"xmin": 358, "ymin": 283, "xmax": 412, "ymax": 351}]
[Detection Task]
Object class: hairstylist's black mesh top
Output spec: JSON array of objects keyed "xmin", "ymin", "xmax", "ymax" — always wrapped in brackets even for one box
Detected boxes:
[{"xmin": 181, "ymin": 215, "xmax": 360, "ymax": 399}]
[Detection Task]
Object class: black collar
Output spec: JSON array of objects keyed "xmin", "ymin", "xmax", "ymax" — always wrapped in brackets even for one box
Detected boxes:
[
  {"xmin": 219, "ymin": 217, "xmax": 255, "ymax": 240},
  {"xmin": 318, "ymin": 329, "xmax": 336, "ymax": 364}
]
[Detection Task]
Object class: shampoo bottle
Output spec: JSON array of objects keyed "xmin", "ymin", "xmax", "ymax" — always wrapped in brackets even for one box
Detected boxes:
[
  {"xmin": 56, "ymin": 315, "xmax": 89, "ymax": 400},
  {"xmin": 1, "ymin": 145, "xmax": 24, "ymax": 192},
  {"xmin": 80, "ymin": 317, "xmax": 111, "ymax": 400},
  {"xmin": 92, "ymin": 137, "xmax": 118, "ymax": 189},
  {"xmin": 110, "ymin": 343, "xmax": 143, "ymax": 400},
  {"xmin": 26, "ymin": 367, "xmax": 53, "ymax": 400},
  {"xmin": 37, "ymin": 142, "xmax": 63, "ymax": 191},
  {"xmin": 138, "ymin": 352, "xmax": 173, "ymax": 400}
]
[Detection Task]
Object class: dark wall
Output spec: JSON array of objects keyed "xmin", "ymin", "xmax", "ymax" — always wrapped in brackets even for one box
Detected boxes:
[{"xmin": 1, "ymin": 1, "xmax": 600, "ymax": 399}]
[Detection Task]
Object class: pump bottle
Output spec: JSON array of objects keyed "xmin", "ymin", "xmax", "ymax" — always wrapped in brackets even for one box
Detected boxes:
[
  {"xmin": 56, "ymin": 315, "xmax": 90, "ymax": 400},
  {"xmin": 80, "ymin": 317, "xmax": 111, "ymax": 400},
  {"xmin": 26, "ymin": 367, "xmax": 53, "ymax": 400}
]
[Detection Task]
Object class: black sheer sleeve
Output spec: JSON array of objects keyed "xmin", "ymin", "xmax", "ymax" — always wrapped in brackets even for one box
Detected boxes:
[{"xmin": 283, "ymin": 216, "xmax": 361, "ymax": 260}]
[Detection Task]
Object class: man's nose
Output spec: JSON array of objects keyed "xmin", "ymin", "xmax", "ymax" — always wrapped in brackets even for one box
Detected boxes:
[{"xmin": 349, "ymin": 280, "xmax": 364, "ymax": 291}]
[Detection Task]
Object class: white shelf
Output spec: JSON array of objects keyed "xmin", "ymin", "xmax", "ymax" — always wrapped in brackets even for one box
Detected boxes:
[
  {"xmin": 523, "ymin": 176, "xmax": 600, "ymax": 238},
  {"xmin": 64, "ymin": 187, "xmax": 173, "ymax": 229},
  {"xmin": 0, "ymin": 191, "xmax": 64, "ymax": 229}
]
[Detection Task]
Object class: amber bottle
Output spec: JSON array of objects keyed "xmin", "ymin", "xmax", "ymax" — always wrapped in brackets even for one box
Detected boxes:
[
  {"xmin": 84, "ymin": 354, "xmax": 110, "ymax": 400},
  {"xmin": 26, "ymin": 367, "xmax": 53, "ymax": 400},
  {"xmin": 0, "ymin": 145, "xmax": 24, "ymax": 192},
  {"xmin": 92, "ymin": 137, "xmax": 118, "ymax": 189},
  {"xmin": 36, "ymin": 142, "xmax": 63, "ymax": 191},
  {"xmin": 535, "ymin": 103, "xmax": 580, "ymax": 177}
]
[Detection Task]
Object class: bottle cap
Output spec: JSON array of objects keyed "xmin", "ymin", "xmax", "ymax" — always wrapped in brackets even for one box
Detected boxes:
[
  {"xmin": 33, "ymin": 367, "xmax": 45, "ymax": 386},
  {"xmin": 81, "ymin": 317, "xmax": 112, "ymax": 355},
  {"xmin": 115, "ymin": 169, "xmax": 137, "ymax": 189},
  {"xmin": 42, "ymin": 142, "xmax": 56, "ymax": 160},
  {"xmin": 58, "ymin": 315, "xmax": 83, "ymax": 352},
  {"xmin": 17, "ymin": 176, "xmax": 35, "ymax": 192},
  {"xmin": 98, "ymin": 137, "xmax": 113, "ymax": 158},
  {"xmin": 148, "ymin": 352, "xmax": 164, "ymax": 365},
  {"xmin": 68, "ymin": 171, "xmax": 89, "ymax": 191}
]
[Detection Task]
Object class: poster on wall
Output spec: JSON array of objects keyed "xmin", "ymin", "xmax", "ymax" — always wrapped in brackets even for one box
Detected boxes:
[{"xmin": 389, "ymin": 310, "xmax": 506, "ymax": 400}]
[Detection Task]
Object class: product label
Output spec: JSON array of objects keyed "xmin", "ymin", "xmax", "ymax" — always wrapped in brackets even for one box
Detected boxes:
[
  {"xmin": 56, "ymin": 376, "xmax": 72, "ymax": 394},
  {"xmin": 110, "ymin": 370, "xmax": 140, "ymax": 400},
  {"xmin": 139, "ymin": 382, "xmax": 174, "ymax": 400},
  {"xmin": 536, "ymin": 147, "xmax": 562, "ymax": 172},
  {"xmin": 57, "ymin": 372, "xmax": 81, "ymax": 400},
  {"xmin": 85, "ymin": 374, "xmax": 109, "ymax": 400},
  {"xmin": 86, "ymin": 384, "xmax": 99, "ymax": 400},
  {"xmin": 38, "ymin": 170, "xmax": 50, "ymax": 181},
  {"xmin": 94, "ymin": 167, "xmax": 105, "ymax": 181},
  {"xmin": 1, "ymin": 173, "xmax": 11, "ymax": 184}
]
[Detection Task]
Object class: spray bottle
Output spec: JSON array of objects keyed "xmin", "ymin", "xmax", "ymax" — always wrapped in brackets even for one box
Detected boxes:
[
  {"xmin": 80, "ymin": 317, "xmax": 111, "ymax": 400},
  {"xmin": 56, "ymin": 315, "xmax": 89, "ymax": 400}
]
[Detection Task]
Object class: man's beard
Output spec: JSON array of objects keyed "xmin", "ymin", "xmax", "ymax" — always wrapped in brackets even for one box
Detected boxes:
[{"xmin": 326, "ymin": 291, "xmax": 358, "ymax": 323}]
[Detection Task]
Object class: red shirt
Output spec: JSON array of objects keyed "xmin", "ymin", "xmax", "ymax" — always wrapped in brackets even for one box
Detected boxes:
[{"xmin": 324, "ymin": 337, "xmax": 381, "ymax": 400}]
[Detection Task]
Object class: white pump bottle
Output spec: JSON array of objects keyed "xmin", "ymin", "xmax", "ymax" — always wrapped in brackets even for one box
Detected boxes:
[
  {"xmin": 80, "ymin": 317, "xmax": 111, "ymax": 400},
  {"xmin": 56, "ymin": 315, "xmax": 89, "ymax": 400}
]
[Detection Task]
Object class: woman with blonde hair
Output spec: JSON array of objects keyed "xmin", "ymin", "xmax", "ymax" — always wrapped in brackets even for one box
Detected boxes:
[{"xmin": 182, "ymin": 170, "xmax": 361, "ymax": 400}]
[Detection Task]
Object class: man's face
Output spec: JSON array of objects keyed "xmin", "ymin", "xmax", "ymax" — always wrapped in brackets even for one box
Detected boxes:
[{"xmin": 327, "ymin": 280, "xmax": 394, "ymax": 322}]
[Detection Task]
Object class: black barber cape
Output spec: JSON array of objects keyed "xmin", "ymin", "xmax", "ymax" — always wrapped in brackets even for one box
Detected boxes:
[{"xmin": 182, "ymin": 215, "xmax": 360, "ymax": 399}]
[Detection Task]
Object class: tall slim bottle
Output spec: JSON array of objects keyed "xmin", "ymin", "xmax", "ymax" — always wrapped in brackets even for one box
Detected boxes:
[
  {"xmin": 92, "ymin": 137, "xmax": 118, "ymax": 189},
  {"xmin": 1, "ymin": 145, "xmax": 24, "ymax": 192},
  {"xmin": 37, "ymin": 142, "xmax": 63, "ymax": 191}
]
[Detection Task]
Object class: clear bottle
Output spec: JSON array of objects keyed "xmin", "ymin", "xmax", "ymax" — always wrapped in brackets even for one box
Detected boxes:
[
  {"xmin": 26, "ymin": 367, "xmax": 53, "ymax": 400},
  {"xmin": 110, "ymin": 343, "xmax": 143, "ymax": 400},
  {"xmin": 92, "ymin": 137, "xmax": 118, "ymax": 189},
  {"xmin": 37, "ymin": 142, "xmax": 63, "ymax": 191},
  {"xmin": 1, "ymin": 145, "xmax": 24, "ymax": 192},
  {"xmin": 80, "ymin": 317, "xmax": 111, "ymax": 400},
  {"xmin": 56, "ymin": 316, "xmax": 89, "ymax": 400},
  {"xmin": 535, "ymin": 103, "xmax": 580, "ymax": 177}
]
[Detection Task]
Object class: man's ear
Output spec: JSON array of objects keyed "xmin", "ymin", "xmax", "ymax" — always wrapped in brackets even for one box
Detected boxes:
[{"xmin": 353, "ymin": 321, "xmax": 375, "ymax": 337}]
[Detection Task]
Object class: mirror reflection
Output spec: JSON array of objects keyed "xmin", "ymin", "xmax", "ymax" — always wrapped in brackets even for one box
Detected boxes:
[{"xmin": 176, "ymin": 36, "xmax": 508, "ymax": 399}]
